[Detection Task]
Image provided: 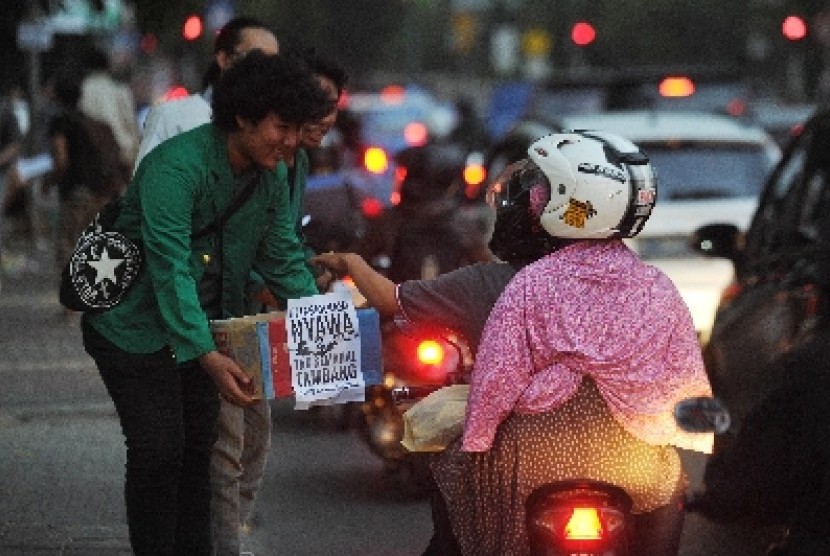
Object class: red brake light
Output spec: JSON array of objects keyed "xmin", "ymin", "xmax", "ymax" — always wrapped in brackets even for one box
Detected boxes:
[
  {"xmin": 337, "ymin": 90, "xmax": 349, "ymax": 110},
  {"xmin": 564, "ymin": 508, "xmax": 603, "ymax": 541},
  {"xmin": 162, "ymin": 86, "xmax": 190, "ymax": 102},
  {"xmin": 791, "ymin": 122, "xmax": 805, "ymax": 138},
  {"xmin": 364, "ymin": 146, "xmax": 389, "ymax": 174},
  {"xmin": 360, "ymin": 197, "xmax": 384, "ymax": 219},
  {"xmin": 380, "ymin": 85, "xmax": 406, "ymax": 105},
  {"xmin": 571, "ymin": 22, "xmax": 596, "ymax": 47},
  {"xmin": 718, "ymin": 282, "xmax": 742, "ymax": 306},
  {"xmin": 726, "ymin": 98, "xmax": 747, "ymax": 117},
  {"xmin": 417, "ymin": 340, "xmax": 444, "ymax": 366},
  {"xmin": 782, "ymin": 15, "xmax": 808, "ymax": 42},
  {"xmin": 182, "ymin": 15, "xmax": 203, "ymax": 41},
  {"xmin": 404, "ymin": 122, "xmax": 429, "ymax": 146}
]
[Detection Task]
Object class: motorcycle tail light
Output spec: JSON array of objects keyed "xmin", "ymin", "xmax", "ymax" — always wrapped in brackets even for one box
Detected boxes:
[
  {"xmin": 527, "ymin": 481, "xmax": 631, "ymax": 554},
  {"xmin": 531, "ymin": 506, "xmax": 621, "ymax": 552},
  {"xmin": 564, "ymin": 507, "xmax": 603, "ymax": 541}
]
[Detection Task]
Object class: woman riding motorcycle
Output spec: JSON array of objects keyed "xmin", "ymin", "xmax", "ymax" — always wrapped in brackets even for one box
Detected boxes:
[{"xmin": 313, "ymin": 131, "xmax": 714, "ymax": 556}]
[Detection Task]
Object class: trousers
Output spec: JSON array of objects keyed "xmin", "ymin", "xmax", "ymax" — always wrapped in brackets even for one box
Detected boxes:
[
  {"xmin": 83, "ymin": 321, "xmax": 220, "ymax": 555},
  {"xmin": 210, "ymin": 398, "xmax": 272, "ymax": 555}
]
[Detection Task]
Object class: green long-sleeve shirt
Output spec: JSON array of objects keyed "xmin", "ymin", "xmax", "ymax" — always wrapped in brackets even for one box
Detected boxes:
[{"xmin": 86, "ymin": 123, "xmax": 318, "ymax": 362}]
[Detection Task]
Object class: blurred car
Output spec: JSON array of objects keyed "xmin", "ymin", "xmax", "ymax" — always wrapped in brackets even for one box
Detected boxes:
[
  {"xmin": 691, "ymin": 108, "xmax": 830, "ymax": 445},
  {"xmin": 744, "ymin": 98, "xmax": 816, "ymax": 148},
  {"xmin": 485, "ymin": 70, "xmax": 756, "ymax": 141},
  {"xmin": 485, "ymin": 110, "xmax": 781, "ymax": 341},
  {"xmin": 343, "ymin": 84, "xmax": 457, "ymax": 206}
]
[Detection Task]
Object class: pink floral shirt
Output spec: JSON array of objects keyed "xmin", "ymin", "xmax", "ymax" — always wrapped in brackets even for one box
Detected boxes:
[{"xmin": 462, "ymin": 239, "xmax": 713, "ymax": 454}]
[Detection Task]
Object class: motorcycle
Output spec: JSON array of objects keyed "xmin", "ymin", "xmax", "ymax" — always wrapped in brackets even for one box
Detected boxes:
[
  {"xmin": 392, "ymin": 367, "xmax": 730, "ymax": 554},
  {"xmin": 522, "ymin": 396, "xmax": 728, "ymax": 556},
  {"xmin": 359, "ymin": 317, "xmax": 472, "ymax": 495}
]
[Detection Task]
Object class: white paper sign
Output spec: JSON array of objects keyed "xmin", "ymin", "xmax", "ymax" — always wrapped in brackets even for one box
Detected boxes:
[{"xmin": 287, "ymin": 290, "xmax": 365, "ymax": 409}]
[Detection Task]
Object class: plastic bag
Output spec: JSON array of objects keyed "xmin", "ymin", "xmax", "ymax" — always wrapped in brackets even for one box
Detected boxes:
[{"xmin": 401, "ymin": 385, "xmax": 469, "ymax": 452}]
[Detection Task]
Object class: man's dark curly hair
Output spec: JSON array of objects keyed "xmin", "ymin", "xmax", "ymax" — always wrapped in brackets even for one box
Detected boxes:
[{"xmin": 212, "ymin": 51, "xmax": 334, "ymax": 132}]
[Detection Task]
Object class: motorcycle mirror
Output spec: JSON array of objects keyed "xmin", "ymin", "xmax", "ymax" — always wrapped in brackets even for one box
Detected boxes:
[{"xmin": 673, "ymin": 396, "xmax": 731, "ymax": 434}]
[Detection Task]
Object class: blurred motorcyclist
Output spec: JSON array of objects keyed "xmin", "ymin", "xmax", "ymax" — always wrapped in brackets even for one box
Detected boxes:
[
  {"xmin": 358, "ymin": 142, "xmax": 493, "ymax": 282},
  {"xmin": 687, "ymin": 321, "xmax": 830, "ymax": 555},
  {"xmin": 313, "ymin": 131, "xmax": 714, "ymax": 556}
]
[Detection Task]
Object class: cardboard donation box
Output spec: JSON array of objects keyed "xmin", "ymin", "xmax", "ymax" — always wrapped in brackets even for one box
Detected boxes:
[{"xmin": 210, "ymin": 291, "xmax": 381, "ymax": 408}]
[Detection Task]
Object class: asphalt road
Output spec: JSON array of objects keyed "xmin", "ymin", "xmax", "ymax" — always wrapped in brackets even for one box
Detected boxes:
[{"xmin": 0, "ymin": 252, "xmax": 784, "ymax": 555}]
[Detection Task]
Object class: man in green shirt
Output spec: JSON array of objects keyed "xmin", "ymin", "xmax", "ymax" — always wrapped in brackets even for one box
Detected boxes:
[{"xmin": 81, "ymin": 51, "xmax": 333, "ymax": 555}]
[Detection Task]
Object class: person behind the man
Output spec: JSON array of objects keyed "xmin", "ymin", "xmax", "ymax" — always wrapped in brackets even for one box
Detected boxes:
[
  {"xmin": 80, "ymin": 51, "xmax": 333, "ymax": 556},
  {"xmin": 251, "ymin": 48, "xmax": 348, "ymax": 308},
  {"xmin": 134, "ymin": 16, "xmax": 279, "ymax": 171}
]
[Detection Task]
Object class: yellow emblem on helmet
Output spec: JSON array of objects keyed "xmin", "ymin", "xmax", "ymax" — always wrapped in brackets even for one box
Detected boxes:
[{"xmin": 561, "ymin": 198, "xmax": 597, "ymax": 228}]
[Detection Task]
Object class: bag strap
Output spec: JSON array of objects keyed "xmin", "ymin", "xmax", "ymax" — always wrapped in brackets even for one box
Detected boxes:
[{"xmin": 192, "ymin": 172, "xmax": 260, "ymax": 240}]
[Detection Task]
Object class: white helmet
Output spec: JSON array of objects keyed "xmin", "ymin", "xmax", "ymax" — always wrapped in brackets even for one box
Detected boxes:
[{"xmin": 487, "ymin": 131, "xmax": 657, "ymax": 245}]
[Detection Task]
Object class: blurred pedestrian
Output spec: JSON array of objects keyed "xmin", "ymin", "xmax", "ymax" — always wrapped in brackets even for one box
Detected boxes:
[
  {"xmin": 0, "ymin": 83, "xmax": 23, "ymax": 286},
  {"xmin": 687, "ymin": 321, "xmax": 830, "ymax": 555},
  {"xmin": 446, "ymin": 96, "xmax": 489, "ymax": 153},
  {"xmin": 79, "ymin": 48, "xmax": 140, "ymax": 183},
  {"xmin": 45, "ymin": 71, "xmax": 123, "ymax": 318},
  {"xmin": 357, "ymin": 142, "xmax": 492, "ymax": 283},
  {"xmin": 80, "ymin": 51, "xmax": 333, "ymax": 556}
]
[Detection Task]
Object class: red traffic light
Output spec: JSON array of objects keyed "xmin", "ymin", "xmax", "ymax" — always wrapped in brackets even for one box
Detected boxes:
[
  {"xmin": 182, "ymin": 15, "xmax": 203, "ymax": 41},
  {"xmin": 782, "ymin": 15, "xmax": 807, "ymax": 41},
  {"xmin": 571, "ymin": 21, "xmax": 596, "ymax": 46}
]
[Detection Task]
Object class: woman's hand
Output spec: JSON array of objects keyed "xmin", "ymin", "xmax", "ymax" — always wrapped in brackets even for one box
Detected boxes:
[
  {"xmin": 310, "ymin": 252, "xmax": 354, "ymax": 277},
  {"xmin": 199, "ymin": 350, "xmax": 256, "ymax": 407},
  {"xmin": 314, "ymin": 267, "xmax": 335, "ymax": 292},
  {"xmin": 310, "ymin": 251, "xmax": 399, "ymax": 316}
]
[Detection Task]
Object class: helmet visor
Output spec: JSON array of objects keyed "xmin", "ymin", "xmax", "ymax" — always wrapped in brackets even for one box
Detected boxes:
[{"xmin": 486, "ymin": 158, "xmax": 551, "ymax": 217}]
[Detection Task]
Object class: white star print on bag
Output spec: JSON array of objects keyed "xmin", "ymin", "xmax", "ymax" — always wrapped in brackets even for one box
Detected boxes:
[{"xmin": 59, "ymin": 198, "xmax": 143, "ymax": 312}]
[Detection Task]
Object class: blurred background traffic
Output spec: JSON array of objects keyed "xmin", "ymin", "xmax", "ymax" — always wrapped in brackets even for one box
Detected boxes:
[
  {"xmin": 1, "ymin": 0, "xmax": 827, "ymax": 302},
  {"xmin": 1, "ymin": 0, "xmax": 828, "ymax": 352}
]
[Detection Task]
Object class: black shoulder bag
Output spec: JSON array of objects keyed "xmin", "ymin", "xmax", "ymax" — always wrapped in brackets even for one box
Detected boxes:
[{"xmin": 60, "ymin": 177, "xmax": 260, "ymax": 313}]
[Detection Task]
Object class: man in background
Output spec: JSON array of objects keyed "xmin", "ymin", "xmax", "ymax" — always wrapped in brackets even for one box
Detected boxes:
[{"xmin": 133, "ymin": 17, "xmax": 278, "ymax": 171}]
